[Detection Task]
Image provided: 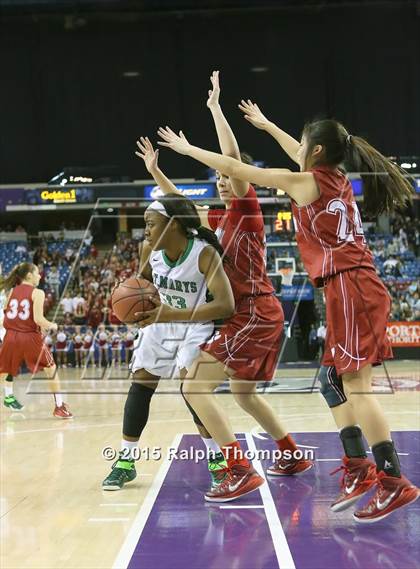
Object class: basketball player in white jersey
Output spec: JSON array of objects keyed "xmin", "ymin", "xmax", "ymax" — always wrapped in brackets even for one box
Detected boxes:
[{"xmin": 102, "ymin": 192, "xmax": 234, "ymax": 490}]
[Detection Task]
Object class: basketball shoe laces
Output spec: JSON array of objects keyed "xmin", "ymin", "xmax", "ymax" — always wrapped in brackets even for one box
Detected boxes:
[{"xmin": 330, "ymin": 463, "xmax": 355, "ymax": 489}]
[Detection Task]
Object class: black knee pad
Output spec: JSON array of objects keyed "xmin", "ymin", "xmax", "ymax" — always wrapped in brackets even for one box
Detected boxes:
[
  {"xmin": 5, "ymin": 374, "xmax": 13, "ymax": 382},
  {"xmin": 180, "ymin": 382, "xmax": 203, "ymax": 427},
  {"xmin": 318, "ymin": 366, "xmax": 347, "ymax": 408},
  {"xmin": 123, "ymin": 382, "xmax": 156, "ymax": 438}
]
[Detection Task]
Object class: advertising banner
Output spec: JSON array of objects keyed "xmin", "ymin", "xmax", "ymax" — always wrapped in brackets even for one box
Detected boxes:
[{"xmin": 386, "ymin": 322, "xmax": 420, "ymax": 347}]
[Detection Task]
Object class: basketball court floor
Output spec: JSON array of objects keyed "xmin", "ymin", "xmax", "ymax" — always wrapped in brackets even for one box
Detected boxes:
[{"xmin": 1, "ymin": 360, "xmax": 419, "ymax": 569}]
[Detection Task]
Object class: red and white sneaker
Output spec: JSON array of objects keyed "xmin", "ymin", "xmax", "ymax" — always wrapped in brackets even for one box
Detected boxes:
[
  {"xmin": 353, "ymin": 470, "xmax": 419, "ymax": 523},
  {"xmin": 330, "ymin": 456, "xmax": 377, "ymax": 512},
  {"xmin": 205, "ymin": 464, "xmax": 264, "ymax": 503},
  {"xmin": 53, "ymin": 403, "xmax": 73, "ymax": 419},
  {"xmin": 267, "ymin": 456, "xmax": 313, "ymax": 477}
]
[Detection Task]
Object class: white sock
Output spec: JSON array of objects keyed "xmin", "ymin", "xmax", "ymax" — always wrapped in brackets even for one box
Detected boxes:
[
  {"xmin": 54, "ymin": 393, "xmax": 63, "ymax": 407},
  {"xmin": 121, "ymin": 439, "xmax": 138, "ymax": 460},
  {"xmin": 5, "ymin": 384, "xmax": 13, "ymax": 397},
  {"xmin": 201, "ymin": 436, "xmax": 221, "ymax": 459}
]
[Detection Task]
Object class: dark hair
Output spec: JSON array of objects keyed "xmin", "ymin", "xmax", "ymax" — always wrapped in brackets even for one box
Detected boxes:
[
  {"xmin": 240, "ymin": 152, "xmax": 254, "ymax": 165},
  {"xmin": 0, "ymin": 262, "xmax": 36, "ymax": 291},
  {"xmin": 302, "ymin": 119, "xmax": 414, "ymax": 216},
  {"xmin": 156, "ymin": 193, "xmax": 226, "ymax": 260}
]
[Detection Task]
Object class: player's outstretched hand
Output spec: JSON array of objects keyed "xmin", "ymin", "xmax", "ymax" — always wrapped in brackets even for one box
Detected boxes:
[
  {"xmin": 135, "ymin": 296, "xmax": 176, "ymax": 327},
  {"xmin": 157, "ymin": 127, "xmax": 191, "ymax": 155},
  {"xmin": 207, "ymin": 70, "xmax": 220, "ymax": 109},
  {"xmin": 135, "ymin": 136, "xmax": 159, "ymax": 173},
  {"xmin": 238, "ymin": 99, "xmax": 271, "ymax": 130}
]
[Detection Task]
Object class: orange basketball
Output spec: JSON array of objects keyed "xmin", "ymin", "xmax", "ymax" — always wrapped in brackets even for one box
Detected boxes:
[{"xmin": 111, "ymin": 277, "xmax": 159, "ymax": 324}]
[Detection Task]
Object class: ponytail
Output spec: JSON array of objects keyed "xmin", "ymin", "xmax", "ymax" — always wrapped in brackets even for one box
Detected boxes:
[
  {"xmin": 195, "ymin": 226, "xmax": 225, "ymax": 259},
  {"xmin": 303, "ymin": 119, "xmax": 414, "ymax": 217},
  {"xmin": 0, "ymin": 262, "xmax": 36, "ymax": 292},
  {"xmin": 346, "ymin": 136, "xmax": 414, "ymax": 216}
]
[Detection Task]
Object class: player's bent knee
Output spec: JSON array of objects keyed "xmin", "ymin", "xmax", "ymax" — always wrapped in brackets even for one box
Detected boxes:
[
  {"xmin": 318, "ymin": 366, "xmax": 347, "ymax": 408},
  {"xmin": 233, "ymin": 392, "xmax": 257, "ymax": 411}
]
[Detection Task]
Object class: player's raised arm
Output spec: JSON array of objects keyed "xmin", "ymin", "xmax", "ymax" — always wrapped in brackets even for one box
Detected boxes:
[
  {"xmin": 135, "ymin": 137, "xmax": 211, "ymax": 229},
  {"xmin": 207, "ymin": 70, "xmax": 248, "ymax": 198},
  {"xmin": 135, "ymin": 136, "xmax": 181, "ymax": 195},
  {"xmin": 32, "ymin": 289, "xmax": 57, "ymax": 333},
  {"xmin": 157, "ymin": 128, "xmax": 319, "ymax": 206},
  {"xmin": 238, "ymin": 99, "xmax": 300, "ymax": 165}
]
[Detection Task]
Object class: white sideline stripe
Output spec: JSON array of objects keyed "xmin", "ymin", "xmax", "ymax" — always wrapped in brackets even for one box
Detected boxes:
[
  {"xmin": 112, "ymin": 433, "xmax": 182, "ymax": 569},
  {"xmin": 245, "ymin": 433, "xmax": 296, "ymax": 569},
  {"xmin": 219, "ymin": 505, "xmax": 264, "ymax": 509},
  {"xmin": 89, "ymin": 518, "xmax": 130, "ymax": 522},
  {"xmin": 0, "ymin": 417, "xmax": 209, "ymax": 436}
]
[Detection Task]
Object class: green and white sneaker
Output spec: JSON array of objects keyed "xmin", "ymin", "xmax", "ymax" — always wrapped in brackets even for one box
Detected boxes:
[
  {"xmin": 208, "ymin": 452, "xmax": 229, "ymax": 488},
  {"xmin": 3, "ymin": 395, "xmax": 24, "ymax": 410},
  {"xmin": 102, "ymin": 455, "xmax": 137, "ymax": 491}
]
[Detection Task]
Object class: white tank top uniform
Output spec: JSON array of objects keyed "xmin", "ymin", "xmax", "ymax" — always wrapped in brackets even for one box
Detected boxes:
[{"xmin": 131, "ymin": 237, "xmax": 214, "ymax": 378}]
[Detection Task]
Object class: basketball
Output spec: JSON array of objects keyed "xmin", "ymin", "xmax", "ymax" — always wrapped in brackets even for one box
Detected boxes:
[{"xmin": 111, "ymin": 277, "xmax": 159, "ymax": 323}]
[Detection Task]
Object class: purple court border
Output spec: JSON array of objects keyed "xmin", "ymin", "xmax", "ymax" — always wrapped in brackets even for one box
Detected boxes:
[{"xmin": 113, "ymin": 431, "xmax": 420, "ymax": 569}]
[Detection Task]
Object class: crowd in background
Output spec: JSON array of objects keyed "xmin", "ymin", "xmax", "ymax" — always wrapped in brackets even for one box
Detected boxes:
[{"xmin": 1, "ymin": 209, "xmax": 419, "ymax": 366}]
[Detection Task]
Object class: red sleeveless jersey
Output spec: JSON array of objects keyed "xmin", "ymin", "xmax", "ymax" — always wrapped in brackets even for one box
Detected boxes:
[
  {"xmin": 208, "ymin": 185, "xmax": 274, "ymax": 303},
  {"xmin": 3, "ymin": 283, "xmax": 39, "ymax": 332},
  {"xmin": 291, "ymin": 166, "xmax": 375, "ymax": 287}
]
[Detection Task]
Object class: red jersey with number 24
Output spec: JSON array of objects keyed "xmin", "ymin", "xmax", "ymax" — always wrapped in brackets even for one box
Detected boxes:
[
  {"xmin": 291, "ymin": 166, "xmax": 375, "ymax": 287},
  {"xmin": 3, "ymin": 284, "xmax": 38, "ymax": 333},
  {"xmin": 208, "ymin": 185, "xmax": 274, "ymax": 302}
]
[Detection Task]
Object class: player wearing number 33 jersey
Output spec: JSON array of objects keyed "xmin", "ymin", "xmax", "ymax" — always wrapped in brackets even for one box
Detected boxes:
[
  {"xmin": 0, "ymin": 282, "xmax": 55, "ymax": 375},
  {"xmin": 291, "ymin": 165, "xmax": 392, "ymax": 374},
  {"xmin": 131, "ymin": 236, "xmax": 215, "ymax": 377}
]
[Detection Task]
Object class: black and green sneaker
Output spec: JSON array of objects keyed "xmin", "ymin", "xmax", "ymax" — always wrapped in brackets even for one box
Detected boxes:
[
  {"xmin": 102, "ymin": 455, "xmax": 137, "ymax": 491},
  {"xmin": 208, "ymin": 452, "xmax": 228, "ymax": 488},
  {"xmin": 3, "ymin": 395, "xmax": 24, "ymax": 410}
]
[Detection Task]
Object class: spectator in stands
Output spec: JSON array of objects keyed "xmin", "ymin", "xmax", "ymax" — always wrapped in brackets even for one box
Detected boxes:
[
  {"xmin": 88, "ymin": 301, "xmax": 103, "ymax": 329},
  {"xmin": 47, "ymin": 265, "xmax": 60, "ymax": 297},
  {"xmin": 383, "ymin": 255, "xmax": 402, "ymax": 277},
  {"xmin": 15, "ymin": 243, "xmax": 27, "ymax": 254},
  {"xmin": 65, "ymin": 246, "xmax": 74, "ymax": 262},
  {"xmin": 72, "ymin": 291, "xmax": 85, "ymax": 312},
  {"xmin": 60, "ymin": 291, "xmax": 74, "ymax": 315},
  {"xmin": 90, "ymin": 244, "xmax": 98, "ymax": 259}
]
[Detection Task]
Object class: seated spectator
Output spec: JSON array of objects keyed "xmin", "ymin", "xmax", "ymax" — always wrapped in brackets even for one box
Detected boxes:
[{"xmin": 88, "ymin": 301, "xmax": 103, "ymax": 329}]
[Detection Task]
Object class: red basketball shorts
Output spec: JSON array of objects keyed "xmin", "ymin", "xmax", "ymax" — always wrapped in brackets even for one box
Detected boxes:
[
  {"xmin": 0, "ymin": 330, "xmax": 55, "ymax": 376},
  {"xmin": 322, "ymin": 268, "xmax": 393, "ymax": 375},
  {"xmin": 201, "ymin": 294, "xmax": 284, "ymax": 381}
]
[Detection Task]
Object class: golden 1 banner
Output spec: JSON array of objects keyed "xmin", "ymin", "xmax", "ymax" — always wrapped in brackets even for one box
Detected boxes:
[{"xmin": 386, "ymin": 322, "xmax": 420, "ymax": 347}]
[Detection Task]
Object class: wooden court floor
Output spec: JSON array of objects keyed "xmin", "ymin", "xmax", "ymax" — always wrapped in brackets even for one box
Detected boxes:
[{"xmin": 1, "ymin": 361, "xmax": 419, "ymax": 569}]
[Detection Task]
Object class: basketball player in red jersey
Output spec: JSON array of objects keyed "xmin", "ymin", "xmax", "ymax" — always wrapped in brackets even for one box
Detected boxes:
[
  {"xmin": 139, "ymin": 71, "xmax": 312, "ymax": 503},
  {"xmin": 157, "ymin": 103, "xmax": 418, "ymax": 521},
  {"xmin": 0, "ymin": 263, "xmax": 73, "ymax": 418}
]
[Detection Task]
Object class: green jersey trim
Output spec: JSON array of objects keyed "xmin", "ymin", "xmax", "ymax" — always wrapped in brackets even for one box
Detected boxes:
[{"xmin": 162, "ymin": 238, "xmax": 194, "ymax": 269}]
